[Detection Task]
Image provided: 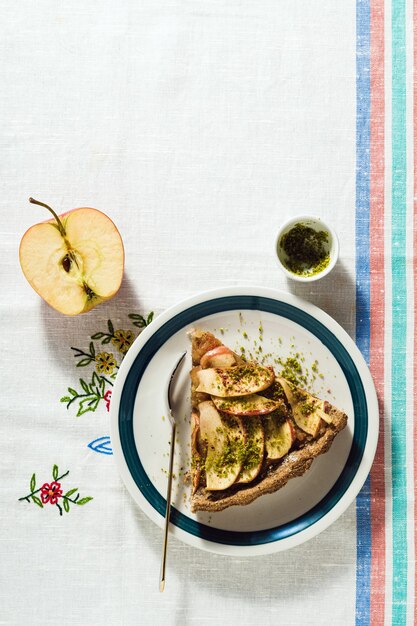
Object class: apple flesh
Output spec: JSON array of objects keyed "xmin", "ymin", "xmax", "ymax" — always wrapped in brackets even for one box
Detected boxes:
[
  {"xmin": 196, "ymin": 364, "xmax": 274, "ymax": 397},
  {"xmin": 277, "ymin": 377, "xmax": 326, "ymax": 437},
  {"xmin": 211, "ymin": 393, "xmax": 282, "ymax": 416},
  {"xmin": 19, "ymin": 198, "xmax": 124, "ymax": 315},
  {"xmin": 264, "ymin": 416, "xmax": 295, "ymax": 461},
  {"xmin": 235, "ymin": 418, "xmax": 265, "ymax": 484},
  {"xmin": 198, "ymin": 401, "xmax": 244, "ymax": 491},
  {"xmin": 315, "ymin": 401, "xmax": 333, "ymax": 424},
  {"xmin": 292, "ymin": 405, "xmax": 322, "ymax": 437},
  {"xmin": 191, "ymin": 411, "xmax": 202, "ymax": 495}
]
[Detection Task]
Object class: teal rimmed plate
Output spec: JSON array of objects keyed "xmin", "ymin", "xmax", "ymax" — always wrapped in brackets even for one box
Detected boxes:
[{"xmin": 110, "ymin": 287, "xmax": 378, "ymax": 556}]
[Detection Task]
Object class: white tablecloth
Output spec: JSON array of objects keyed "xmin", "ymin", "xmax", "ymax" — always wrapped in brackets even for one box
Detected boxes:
[{"xmin": 2, "ymin": 2, "xmax": 362, "ymax": 624}]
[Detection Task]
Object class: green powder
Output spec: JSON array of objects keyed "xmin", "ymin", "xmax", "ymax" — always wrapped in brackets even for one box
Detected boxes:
[{"xmin": 280, "ymin": 223, "xmax": 330, "ymax": 276}]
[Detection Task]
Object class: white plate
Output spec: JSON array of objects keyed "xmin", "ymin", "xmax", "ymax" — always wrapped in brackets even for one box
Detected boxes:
[{"xmin": 110, "ymin": 287, "xmax": 378, "ymax": 556}]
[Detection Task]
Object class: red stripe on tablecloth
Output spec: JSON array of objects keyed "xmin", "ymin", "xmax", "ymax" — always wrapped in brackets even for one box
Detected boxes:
[{"xmin": 369, "ymin": 1, "xmax": 386, "ymax": 624}]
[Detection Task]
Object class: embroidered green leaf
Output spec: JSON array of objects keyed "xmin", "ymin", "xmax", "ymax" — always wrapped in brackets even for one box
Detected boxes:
[
  {"xmin": 63, "ymin": 499, "xmax": 70, "ymax": 512},
  {"xmin": 77, "ymin": 497, "xmax": 93, "ymax": 505},
  {"xmin": 129, "ymin": 313, "xmax": 146, "ymax": 328},
  {"xmin": 103, "ymin": 336, "xmax": 112, "ymax": 344},
  {"xmin": 30, "ymin": 473, "xmax": 36, "ymax": 492},
  {"xmin": 91, "ymin": 372, "xmax": 101, "ymax": 389},
  {"xmin": 90, "ymin": 342, "xmax": 95, "ymax": 357},
  {"xmin": 76, "ymin": 358, "xmax": 92, "ymax": 367},
  {"xmin": 32, "ymin": 495, "xmax": 43, "ymax": 508},
  {"xmin": 108, "ymin": 319, "xmax": 114, "ymax": 335},
  {"xmin": 80, "ymin": 379, "xmax": 89, "ymax": 393},
  {"xmin": 65, "ymin": 488, "xmax": 78, "ymax": 497},
  {"xmin": 129, "ymin": 311, "xmax": 154, "ymax": 328},
  {"xmin": 68, "ymin": 388, "xmax": 77, "ymax": 396},
  {"xmin": 52, "ymin": 464, "xmax": 59, "ymax": 480},
  {"xmin": 60, "ymin": 396, "xmax": 71, "ymax": 403},
  {"xmin": 76, "ymin": 396, "xmax": 100, "ymax": 416},
  {"xmin": 91, "ymin": 332, "xmax": 105, "ymax": 340},
  {"xmin": 91, "ymin": 372, "xmax": 106, "ymax": 395}
]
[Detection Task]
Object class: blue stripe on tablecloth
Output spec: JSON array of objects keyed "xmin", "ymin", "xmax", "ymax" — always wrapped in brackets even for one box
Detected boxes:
[
  {"xmin": 391, "ymin": 0, "xmax": 408, "ymax": 620},
  {"xmin": 355, "ymin": 0, "xmax": 371, "ymax": 624}
]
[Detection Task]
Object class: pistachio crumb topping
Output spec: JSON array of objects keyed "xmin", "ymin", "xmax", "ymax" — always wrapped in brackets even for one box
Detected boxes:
[{"xmin": 279, "ymin": 222, "xmax": 330, "ymax": 276}]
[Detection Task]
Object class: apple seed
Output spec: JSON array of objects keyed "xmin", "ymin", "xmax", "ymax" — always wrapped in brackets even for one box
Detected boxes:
[{"xmin": 62, "ymin": 254, "xmax": 71, "ymax": 273}]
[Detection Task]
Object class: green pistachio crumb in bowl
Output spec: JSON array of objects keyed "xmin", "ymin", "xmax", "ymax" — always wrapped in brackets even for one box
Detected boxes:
[{"xmin": 275, "ymin": 216, "xmax": 339, "ymax": 282}]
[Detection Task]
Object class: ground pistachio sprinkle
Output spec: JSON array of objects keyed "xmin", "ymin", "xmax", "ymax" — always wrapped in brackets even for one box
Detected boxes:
[{"xmin": 280, "ymin": 222, "xmax": 330, "ymax": 276}]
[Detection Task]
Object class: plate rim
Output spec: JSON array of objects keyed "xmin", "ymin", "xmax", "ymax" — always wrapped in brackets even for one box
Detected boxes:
[{"xmin": 110, "ymin": 286, "xmax": 378, "ymax": 556}]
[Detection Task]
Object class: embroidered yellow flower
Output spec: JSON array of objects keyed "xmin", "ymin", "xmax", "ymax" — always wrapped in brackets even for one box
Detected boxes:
[
  {"xmin": 95, "ymin": 352, "xmax": 117, "ymax": 374},
  {"xmin": 112, "ymin": 329, "xmax": 134, "ymax": 354}
]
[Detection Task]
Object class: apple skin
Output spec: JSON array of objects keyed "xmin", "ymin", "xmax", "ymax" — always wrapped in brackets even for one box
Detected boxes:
[
  {"xmin": 19, "ymin": 206, "xmax": 124, "ymax": 316},
  {"xmin": 200, "ymin": 346, "xmax": 236, "ymax": 369}
]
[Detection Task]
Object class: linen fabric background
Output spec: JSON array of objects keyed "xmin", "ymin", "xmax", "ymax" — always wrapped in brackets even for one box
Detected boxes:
[{"xmin": 1, "ymin": 1, "xmax": 414, "ymax": 624}]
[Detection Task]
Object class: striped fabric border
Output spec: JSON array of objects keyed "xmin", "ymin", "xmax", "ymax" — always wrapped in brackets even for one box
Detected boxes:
[
  {"xmin": 391, "ymin": 0, "xmax": 408, "ymax": 622},
  {"xmin": 356, "ymin": 0, "xmax": 412, "ymax": 622},
  {"xmin": 369, "ymin": 0, "xmax": 386, "ymax": 624},
  {"xmin": 355, "ymin": 0, "xmax": 372, "ymax": 623},
  {"xmin": 414, "ymin": 0, "xmax": 417, "ymax": 618}
]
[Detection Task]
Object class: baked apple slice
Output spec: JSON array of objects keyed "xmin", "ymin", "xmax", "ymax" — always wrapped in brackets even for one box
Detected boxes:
[
  {"xmin": 277, "ymin": 377, "xmax": 329, "ymax": 437},
  {"xmin": 264, "ymin": 415, "xmax": 295, "ymax": 461},
  {"xmin": 196, "ymin": 364, "xmax": 274, "ymax": 397},
  {"xmin": 200, "ymin": 346, "xmax": 237, "ymax": 369},
  {"xmin": 191, "ymin": 411, "xmax": 202, "ymax": 495},
  {"xmin": 211, "ymin": 394, "xmax": 282, "ymax": 416},
  {"xmin": 198, "ymin": 401, "xmax": 245, "ymax": 491},
  {"xmin": 235, "ymin": 419, "xmax": 265, "ymax": 484}
]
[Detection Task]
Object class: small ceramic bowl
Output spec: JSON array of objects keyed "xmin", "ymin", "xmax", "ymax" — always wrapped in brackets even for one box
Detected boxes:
[{"xmin": 275, "ymin": 215, "xmax": 339, "ymax": 282}]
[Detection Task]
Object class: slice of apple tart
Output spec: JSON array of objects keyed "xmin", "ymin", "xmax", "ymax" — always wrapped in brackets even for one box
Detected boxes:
[{"xmin": 189, "ymin": 330, "xmax": 348, "ymax": 513}]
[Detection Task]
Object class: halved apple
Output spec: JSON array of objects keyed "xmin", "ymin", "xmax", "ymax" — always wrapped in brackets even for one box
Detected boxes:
[
  {"xmin": 196, "ymin": 364, "xmax": 274, "ymax": 397},
  {"xmin": 211, "ymin": 394, "xmax": 281, "ymax": 416},
  {"xmin": 198, "ymin": 401, "xmax": 244, "ymax": 490},
  {"xmin": 235, "ymin": 419, "xmax": 265, "ymax": 484},
  {"xmin": 19, "ymin": 198, "xmax": 124, "ymax": 315},
  {"xmin": 264, "ymin": 416, "xmax": 295, "ymax": 461},
  {"xmin": 200, "ymin": 346, "xmax": 237, "ymax": 369}
]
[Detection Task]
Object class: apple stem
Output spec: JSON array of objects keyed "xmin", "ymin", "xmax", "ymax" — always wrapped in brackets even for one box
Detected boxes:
[{"xmin": 29, "ymin": 197, "xmax": 67, "ymax": 237}]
